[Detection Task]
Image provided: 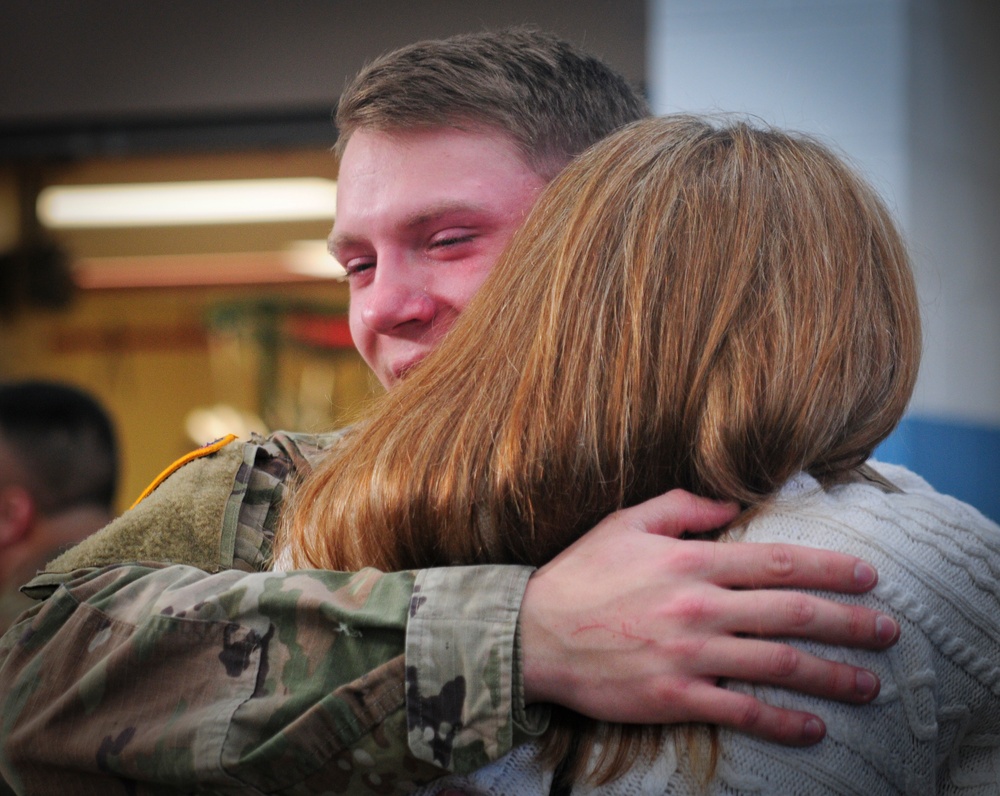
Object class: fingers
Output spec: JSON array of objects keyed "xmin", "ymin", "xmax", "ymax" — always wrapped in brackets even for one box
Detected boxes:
[
  {"xmin": 716, "ymin": 588, "xmax": 900, "ymax": 649},
  {"xmin": 693, "ymin": 539, "xmax": 881, "ymax": 594},
  {"xmin": 621, "ymin": 489, "xmax": 740, "ymax": 539},
  {"xmin": 674, "ymin": 682, "xmax": 828, "ymax": 746},
  {"xmin": 619, "ymin": 493, "xmax": 883, "ymax": 598},
  {"xmin": 697, "ymin": 636, "xmax": 881, "ymax": 705}
]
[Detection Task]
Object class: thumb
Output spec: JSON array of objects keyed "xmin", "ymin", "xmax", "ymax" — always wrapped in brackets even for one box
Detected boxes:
[{"xmin": 622, "ymin": 489, "xmax": 740, "ymax": 539}]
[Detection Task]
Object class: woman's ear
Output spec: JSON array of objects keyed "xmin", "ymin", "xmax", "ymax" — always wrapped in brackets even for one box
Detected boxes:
[{"xmin": 0, "ymin": 484, "xmax": 35, "ymax": 548}]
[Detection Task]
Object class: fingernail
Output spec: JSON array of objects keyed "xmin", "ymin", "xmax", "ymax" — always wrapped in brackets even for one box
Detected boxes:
[
  {"xmin": 854, "ymin": 561, "xmax": 877, "ymax": 588},
  {"xmin": 856, "ymin": 670, "xmax": 878, "ymax": 698},
  {"xmin": 876, "ymin": 614, "xmax": 898, "ymax": 644},
  {"xmin": 803, "ymin": 718, "xmax": 824, "ymax": 743}
]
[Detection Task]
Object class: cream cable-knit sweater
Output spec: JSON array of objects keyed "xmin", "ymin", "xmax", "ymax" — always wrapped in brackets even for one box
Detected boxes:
[{"xmin": 416, "ymin": 462, "xmax": 1000, "ymax": 795}]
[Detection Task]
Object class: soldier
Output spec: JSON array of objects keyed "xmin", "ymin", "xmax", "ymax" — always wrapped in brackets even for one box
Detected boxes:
[
  {"xmin": 0, "ymin": 29, "xmax": 899, "ymax": 794},
  {"xmin": 0, "ymin": 380, "xmax": 117, "ymax": 634}
]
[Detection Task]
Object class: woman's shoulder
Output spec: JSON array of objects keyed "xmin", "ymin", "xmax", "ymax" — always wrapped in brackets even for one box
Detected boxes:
[
  {"xmin": 763, "ymin": 463, "xmax": 1000, "ymax": 552},
  {"xmin": 755, "ymin": 462, "xmax": 1000, "ymax": 683},
  {"xmin": 751, "ymin": 463, "xmax": 999, "ymax": 664},
  {"xmin": 736, "ymin": 465, "xmax": 1000, "ymax": 793}
]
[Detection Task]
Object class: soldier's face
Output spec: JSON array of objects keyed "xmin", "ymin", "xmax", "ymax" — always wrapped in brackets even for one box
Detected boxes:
[{"xmin": 331, "ymin": 127, "xmax": 547, "ymax": 389}]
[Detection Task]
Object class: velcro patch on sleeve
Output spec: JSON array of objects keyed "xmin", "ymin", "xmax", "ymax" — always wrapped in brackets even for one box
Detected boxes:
[{"xmin": 129, "ymin": 434, "xmax": 239, "ymax": 509}]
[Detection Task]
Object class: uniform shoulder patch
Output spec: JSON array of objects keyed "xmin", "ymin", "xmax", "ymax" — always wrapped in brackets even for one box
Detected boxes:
[{"xmin": 129, "ymin": 434, "xmax": 239, "ymax": 509}]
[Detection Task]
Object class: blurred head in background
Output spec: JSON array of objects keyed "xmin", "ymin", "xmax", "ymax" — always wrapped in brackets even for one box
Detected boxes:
[{"xmin": 0, "ymin": 380, "xmax": 118, "ymax": 630}]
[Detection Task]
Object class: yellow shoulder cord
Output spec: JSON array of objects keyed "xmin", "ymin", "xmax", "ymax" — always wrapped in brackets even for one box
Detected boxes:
[{"xmin": 129, "ymin": 433, "xmax": 239, "ymax": 510}]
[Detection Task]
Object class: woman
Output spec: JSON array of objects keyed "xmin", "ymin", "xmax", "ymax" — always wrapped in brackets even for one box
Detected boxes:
[{"xmin": 280, "ymin": 116, "xmax": 1000, "ymax": 794}]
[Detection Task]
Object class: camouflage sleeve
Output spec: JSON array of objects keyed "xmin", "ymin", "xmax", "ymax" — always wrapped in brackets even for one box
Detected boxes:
[
  {"xmin": 406, "ymin": 566, "xmax": 550, "ymax": 773},
  {"xmin": 1, "ymin": 429, "xmax": 547, "ymax": 792},
  {"xmin": 0, "ymin": 562, "xmax": 446, "ymax": 794}
]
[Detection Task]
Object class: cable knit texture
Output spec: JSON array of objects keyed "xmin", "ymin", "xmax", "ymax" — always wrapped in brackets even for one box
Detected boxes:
[{"xmin": 413, "ymin": 462, "xmax": 1000, "ymax": 795}]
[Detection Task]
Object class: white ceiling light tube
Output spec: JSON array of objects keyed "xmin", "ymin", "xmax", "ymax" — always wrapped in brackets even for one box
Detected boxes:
[{"xmin": 37, "ymin": 178, "xmax": 337, "ymax": 228}]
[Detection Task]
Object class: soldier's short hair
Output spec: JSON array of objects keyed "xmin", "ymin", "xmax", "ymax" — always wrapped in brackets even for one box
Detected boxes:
[{"xmin": 335, "ymin": 26, "xmax": 649, "ymax": 180}]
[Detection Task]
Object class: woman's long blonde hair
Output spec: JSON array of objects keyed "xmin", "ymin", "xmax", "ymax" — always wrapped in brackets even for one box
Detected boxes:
[{"xmin": 281, "ymin": 115, "xmax": 921, "ymax": 782}]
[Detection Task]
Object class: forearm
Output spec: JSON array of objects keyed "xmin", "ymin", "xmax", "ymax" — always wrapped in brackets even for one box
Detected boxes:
[
  {"xmin": 406, "ymin": 566, "xmax": 549, "ymax": 773},
  {"xmin": 0, "ymin": 563, "xmax": 438, "ymax": 793},
  {"xmin": 0, "ymin": 560, "xmax": 550, "ymax": 791}
]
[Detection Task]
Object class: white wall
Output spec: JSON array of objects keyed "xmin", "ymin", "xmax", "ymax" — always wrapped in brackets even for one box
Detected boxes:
[
  {"xmin": 906, "ymin": 0, "xmax": 1000, "ymax": 425},
  {"xmin": 648, "ymin": 0, "xmax": 1000, "ymax": 426}
]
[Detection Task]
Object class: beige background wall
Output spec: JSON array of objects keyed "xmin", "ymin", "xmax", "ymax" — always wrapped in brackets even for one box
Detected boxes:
[{"xmin": 0, "ymin": 144, "xmax": 368, "ymax": 511}]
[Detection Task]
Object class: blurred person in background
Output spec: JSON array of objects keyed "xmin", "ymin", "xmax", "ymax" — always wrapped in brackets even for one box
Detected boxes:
[{"xmin": 0, "ymin": 380, "xmax": 117, "ymax": 633}]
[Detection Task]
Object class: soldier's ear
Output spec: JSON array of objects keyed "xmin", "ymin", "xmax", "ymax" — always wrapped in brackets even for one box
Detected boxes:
[{"xmin": 0, "ymin": 484, "xmax": 35, "ymax": 548}]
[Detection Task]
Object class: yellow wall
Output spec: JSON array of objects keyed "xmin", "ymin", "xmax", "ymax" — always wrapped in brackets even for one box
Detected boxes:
[
  {"xmin": 0, "ymin": 148, "xmax": 377, "ymax": 512},
  {"xmin": 0, "ymin": 282, "xmax": 375, "ymax": 512}
]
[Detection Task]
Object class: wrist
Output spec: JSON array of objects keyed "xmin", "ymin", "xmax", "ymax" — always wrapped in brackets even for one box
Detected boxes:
[{"xmin": 520, "ymin": 569, "xmax": 568, "ymax": 706}]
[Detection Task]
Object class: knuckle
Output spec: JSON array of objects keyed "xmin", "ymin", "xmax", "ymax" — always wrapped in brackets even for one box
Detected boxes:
[
  {"xmin": 668, "ymin": 489, "xmax": 704, "ymax": 520},
  {"xmin": 829, "ymin": 664, "xmax": 857, "ymax": 696},
  {"xmin": 653, "ymin": 677, "xmax": 694, "ymax": 707},
  {"xmin": 733, "ymin": 697, "xmax": 764, "ymax": 731},
  {"xmin": 769, "ymin": 645, "xmax": 801, "ymax": 678},
  {"xmin": 667, "ymin": 545, "xmax": 712, "ymax": 577},
  {"xmin": 773, "ymin": 710, "xmax": 803, "ymax": 742},
  {"xmin": 784, "ymin": 594, "xmax": 816, "ymax": 626},
  {"xmin": 845, "ymin": 605, "xmax": 868, "ymax": 640},
  {"xmin": 663, "ymin": 634, "xmax": 710, "ymax": 663},
  {"xmin": 767, "ymin": 544, "xmax": 797, "ymax": 579},
  {"xmin": 666, "ymin": 594, "xmax": 713, "ymax": 626}
]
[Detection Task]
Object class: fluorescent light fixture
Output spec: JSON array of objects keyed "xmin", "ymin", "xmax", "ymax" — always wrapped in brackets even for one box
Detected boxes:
[{"xmin": 37, "ymin": 178, "xmax": 337, "ymax": 228}]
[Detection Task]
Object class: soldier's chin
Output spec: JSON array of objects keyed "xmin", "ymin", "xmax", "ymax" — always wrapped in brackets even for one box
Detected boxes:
[{"xmin": 391, "ymin": 357, "xmax": 425, "ymax": 384}]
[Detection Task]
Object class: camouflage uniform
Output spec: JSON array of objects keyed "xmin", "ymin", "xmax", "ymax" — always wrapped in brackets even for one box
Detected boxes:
[
  {"xmin": 0, "ymin": 550, "xmax": 51, "ymax": 637},
  {"xmin": 0, "ymin": 431, "xmax": 547, "ymax": 794}
]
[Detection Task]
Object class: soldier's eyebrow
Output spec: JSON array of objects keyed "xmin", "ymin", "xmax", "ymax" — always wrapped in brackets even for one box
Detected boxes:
[
  {"xmin": 327, "ymin": 232, "xmax": 359, "ymax": 256},
  {"xmin": 399, "ymin": 200, "xmax": 491, "ymax": 231},
  {"xmin": 328, "ymin": 200, "xmax": 494, "ymax": 255}
]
